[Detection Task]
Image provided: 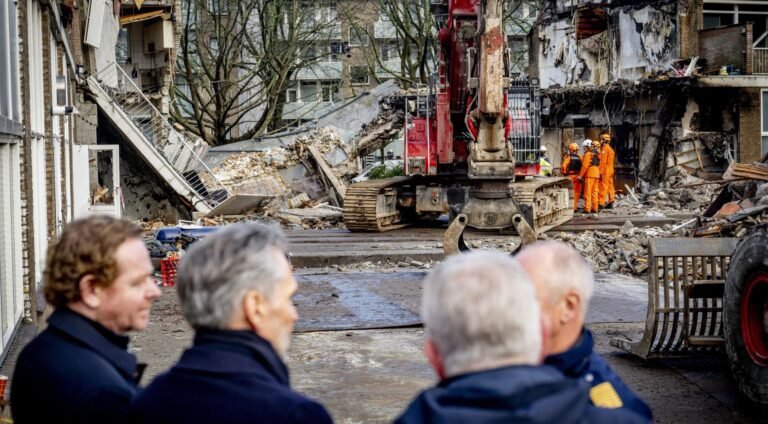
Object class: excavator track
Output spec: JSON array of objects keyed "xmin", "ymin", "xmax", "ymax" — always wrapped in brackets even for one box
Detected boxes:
[
  {"xmin": 509, "ymin": 176, "xmax": 574, "ymax": 234},
  {"xmin": 343, "ymin": 176, "xmax": 414, "ymax": 232}
]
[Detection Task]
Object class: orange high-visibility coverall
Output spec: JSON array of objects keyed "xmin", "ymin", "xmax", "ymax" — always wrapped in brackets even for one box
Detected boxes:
[
  {"xmin": 561, "ymin": 152, "xmax": 583, "ymax": 210},
  {"xmin": 599, "ymin": 143, "xmax": 616, "ymax": 206},
  {"xmin": 580, "ymin": 149, "xmax": 601, "ymax": 213}
]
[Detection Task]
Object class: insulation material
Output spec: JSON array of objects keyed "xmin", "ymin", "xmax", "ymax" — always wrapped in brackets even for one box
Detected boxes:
[
  {"xmin": 617, "ymin": 6, "xmax": 677, "ymax": 79},
  {"xmin": 538, "ymin": 2, "xmax": 679, "ymax": 88}
]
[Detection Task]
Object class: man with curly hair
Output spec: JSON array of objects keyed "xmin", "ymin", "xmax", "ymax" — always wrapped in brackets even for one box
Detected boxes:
[{"xmin": 11, "ymin": 215, "xmax": 161, "ymax": 424}]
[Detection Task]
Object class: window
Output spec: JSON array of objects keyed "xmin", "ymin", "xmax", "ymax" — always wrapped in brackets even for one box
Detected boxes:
[
  {"xmin": 380, "ymin": 41, "xmax": 400, "ymax": 62},
  {"xmin": 208, "ymin": 0, "xmax": 229, "ymax": 15},
  {"xmin": 209, "ymin": 36, "xmax": 219, "ymax": 55},
  {"xmin": 320, "ymin": 81, "xmax": 339, "ymax": 102},
  {"xmin": 349, "ymin": 65, "xmax": 369, "ymax": 85},
  {"xmin": 0, "ymin": 142, "xmax": 23, "ymax": 349},
  {"xmin": 116, "ymin": 28, "xmax": 130, "ymax": 64},
  {"xmin": 301, "ymin": 81, "xmax": 318, "ymax": 101},
  {"xmin": 302, "ymin": 45, "xmax": 317, "ymax": 61},
  {"xmin": 762, "ymin": 90, "xmax": 768, "ymax": 157},
  {"xmin": 286, "ymin": 87, "xmax": 298, "ymax": 103}
]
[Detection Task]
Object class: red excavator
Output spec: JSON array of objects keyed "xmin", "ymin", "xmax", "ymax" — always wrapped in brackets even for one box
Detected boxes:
[{"xmin": 344, "ymin": 0, "xmax": 572, "ymax": 253}]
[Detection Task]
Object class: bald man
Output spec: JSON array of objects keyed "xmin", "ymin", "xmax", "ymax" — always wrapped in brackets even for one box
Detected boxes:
[{"xmin": 518, "ymin": 241, "xmax": 652, "ymax": 421}]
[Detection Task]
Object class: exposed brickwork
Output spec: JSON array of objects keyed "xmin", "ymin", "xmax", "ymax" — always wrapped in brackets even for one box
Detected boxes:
[
  {"xmin": 58, "ymin": 45, "xmax": 69, "ymax": 226},
  {"xmin": 698, "ymin": 24, "xmax": 749, "ymax": 74},
  {"xmin": 42, "ymin": 9, "xmax": 56, "ymax": 242},
  {"xmin": 17, "ymin": 0, "xmax": 38, "ymax": 323},
  {"xmin": 738, "ymin": 88, "xmax": 762, "ymax": 163},
  {"xmin": 679, "ymin": 0, "xmax": 702, "ymax": 59}
]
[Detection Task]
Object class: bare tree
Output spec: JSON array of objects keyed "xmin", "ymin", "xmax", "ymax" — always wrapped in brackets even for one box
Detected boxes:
[
  {"xmin": 344, "ymin": 0, "xmax": 436, "ymax": 88},
  {"xmin": 173, "ymin": 0, "xmax": 339, "ymax": 146},
  {"xmin": 344, "ymin": 0, "xmax": 543, "ymax": 88}
]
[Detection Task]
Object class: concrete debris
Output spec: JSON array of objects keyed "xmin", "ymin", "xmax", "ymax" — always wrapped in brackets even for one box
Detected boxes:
[
  {"xmin": 694, "ymin": 176, "xmax": 768, "ymax": 237},
  {"xmin": 609, "ymin": 167, "xmax": 718, "ymax": 215},
  {"xmin": 548, "ymin": 229, "xmax": 663, "ymax": 275}
]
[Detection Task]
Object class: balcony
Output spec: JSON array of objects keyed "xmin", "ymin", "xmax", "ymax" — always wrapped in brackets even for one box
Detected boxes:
[
  {"xmin": 282, "ymin": 101, "xmax": 337, "ymax": 121},
  {"xmin": 375, "ymin": 59, "xmax": 402, "ymax": 78},
  {"xmin": 295, "ymin": 61, "xmax": 343, "ymax": 80},
  {"xmin": 374, "ymin": 19, "xmax": 396, "ymax": 39},
  {"xmin": 755, "ymin": 48, "xmax": 768, "ymax": 75}
]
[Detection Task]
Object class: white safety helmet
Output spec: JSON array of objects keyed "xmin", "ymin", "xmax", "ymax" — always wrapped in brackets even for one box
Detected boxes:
[
  {"xmin": 539, "ymin": 146, "xmax": 547, "ymax": 152},
  {"xmin": 582, "ymin": 139, "xmax": 592, "ymax": 148}
]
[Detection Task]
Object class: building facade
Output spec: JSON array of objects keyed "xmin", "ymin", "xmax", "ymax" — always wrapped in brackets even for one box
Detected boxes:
[{"xmin": 529, "ymin": 0, "xmax": 768, "ymax": 185}]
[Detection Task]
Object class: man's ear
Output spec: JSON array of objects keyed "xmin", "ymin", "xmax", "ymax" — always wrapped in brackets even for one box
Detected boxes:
[
  {"xmin": 242, "ymin": 290, "xmax": 268, "ymax": 332},
  {"xmin": 424, "ymin": 338, "xmax": 446, "ymax": 380},
  {"xmin": 561, "ymin": 291, "xmax": 581, "ymax": 324},
  {"xmin": 78, "ymin": 275, "xmax": 102, "ymax": 309}
]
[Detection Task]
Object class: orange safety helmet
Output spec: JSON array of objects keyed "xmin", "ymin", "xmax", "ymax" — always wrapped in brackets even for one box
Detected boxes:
[
  {"xmin": 568, "ymin": 143, "xmax": 579, "ymax": 152},
  {"xmin": 601, "ymin": 132, "xmax": 611, "ymax": 142}
]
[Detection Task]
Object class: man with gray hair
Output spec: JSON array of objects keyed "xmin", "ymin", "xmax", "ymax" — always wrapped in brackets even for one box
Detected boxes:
[
  {"xmin": 130, "ymin": 223, "xmax": 332, "ymax": 424},
  {"xmin": 518, "ymin": 241, "xmax": 652, "ymax": 420},
  {"xmin": 396, "ymin": 251, "xmax": 646, "ymax": 423}
]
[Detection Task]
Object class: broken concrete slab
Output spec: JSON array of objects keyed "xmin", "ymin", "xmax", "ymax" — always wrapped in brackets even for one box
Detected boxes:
[{"xmin": 204, "ymin": 194, "xmax": 272, "ymax": 217}]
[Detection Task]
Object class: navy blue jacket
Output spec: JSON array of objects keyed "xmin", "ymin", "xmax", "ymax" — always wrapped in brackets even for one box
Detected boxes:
[
  {"xmin": 130, "ymin": 329, "xmax": 333, "ymax": 424},
  {"xmin": 545, "ymin": 329, "xmax": 653, "ymax": 421},
  {"xmin": 395, "ymin": 364, "xmax": 647, "ymax": 424},
  {"xmin": 11, "ymin": 307, "xmax": 141, "ymax": 424}
]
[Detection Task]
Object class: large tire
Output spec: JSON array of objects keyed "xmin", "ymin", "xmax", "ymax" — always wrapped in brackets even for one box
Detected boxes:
[{"xmin": 724, "ymin": 225, "xmax": 768, "ymax": 403}]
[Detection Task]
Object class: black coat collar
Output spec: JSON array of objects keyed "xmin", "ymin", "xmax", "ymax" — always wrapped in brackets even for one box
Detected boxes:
[
  {"xmin": 176, "ymin": 329, "xmax": 290, "ymax": 386},
  {"xmin": 47, "ymin": 307, "xmax": 139, "ymax": 381}
]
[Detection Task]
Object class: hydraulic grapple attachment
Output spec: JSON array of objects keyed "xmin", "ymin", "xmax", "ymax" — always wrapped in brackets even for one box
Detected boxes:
[{"xmin": 610, "ymin": 237, "xmax": 738, "ymax": 358}]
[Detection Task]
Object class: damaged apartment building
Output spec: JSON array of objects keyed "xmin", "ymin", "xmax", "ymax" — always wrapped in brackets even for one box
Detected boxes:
[
  {"xmin": 72, "ymin": 0, "xmax": 229, "ymax": 222},
  {"xmin": 529, "ymin": 0, "xmax": 768, "ymax": 188}
]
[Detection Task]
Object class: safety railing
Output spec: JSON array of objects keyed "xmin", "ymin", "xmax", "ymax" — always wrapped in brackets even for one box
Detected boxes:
[
  {"xmin": 90, "ymin": 63, "xmax": 231, "ymax": 210},
  {"xmin": 754, "ymin": 48, "xmax": 768, "ymax": 75}
]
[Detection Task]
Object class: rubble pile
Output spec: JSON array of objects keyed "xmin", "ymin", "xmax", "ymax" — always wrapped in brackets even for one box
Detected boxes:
[
  {"xmin": 204, "ymin": 127, "xmax": 345, "ymax": 195},
  {"xmin": 546, "ymin": 224, "xmax": 674, "ymax": 275},
  {"xmin": 611, "ymin": 167, "xmax": 718, "ymax": 215},
  {"xmin": 693, "ymin": 178, "xmax": 768, "ymax": 238},
  {"xmin": 197, "ymin": 128, "xmax": 351, "ymax": 229}
]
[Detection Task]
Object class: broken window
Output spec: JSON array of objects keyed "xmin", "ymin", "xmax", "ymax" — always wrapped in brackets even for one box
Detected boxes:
[
  {"xmin": 575, "ymin": 7, "xmax": 607, "ymax": 41},
  {"xmin": 349, "ymin": 65, "xmax": 369, "ymax": 85},
  {"xmin": 116, "ymin": 28, "xmax": 130, "ymax": 64}
]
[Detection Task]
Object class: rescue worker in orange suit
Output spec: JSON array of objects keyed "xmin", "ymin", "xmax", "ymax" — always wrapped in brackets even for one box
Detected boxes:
[
  {"xmin": 598, "ymin": 131, "xmax": 616, "ymax": 209},
  {"xmin": 560, "ymin": 143, "xmax": 583, "ymax": 211},
  {"xmin": 579, "ymin": 139, "xmax": 601, "ymax": 214}
]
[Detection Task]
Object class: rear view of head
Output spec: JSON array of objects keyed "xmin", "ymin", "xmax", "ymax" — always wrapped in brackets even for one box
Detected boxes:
[
  {"xmin": 45, "ymin": 215, "xmax": 159, "ymax": 334},
  {"xmin": 421, "ymin": 252, "xmax": 542, "ymax": 378},
  {"xmin": 176, "ymin": 222, "xmax": 297, "ymax": 357},
  {"xmin": 517, "ymin": 241, "xmax": 594, "ymax": 356},
  {"xmin": 568, "ymin": 143, "xmax": 579, "ymax": 152}
]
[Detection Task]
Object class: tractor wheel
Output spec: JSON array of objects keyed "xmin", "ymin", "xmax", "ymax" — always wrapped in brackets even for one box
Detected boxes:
[{"xmin": 724, "ymin": 225, "xmax": 768, "ymax": 403}]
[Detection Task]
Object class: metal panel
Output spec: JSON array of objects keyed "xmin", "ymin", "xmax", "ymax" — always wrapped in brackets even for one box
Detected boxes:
[{"xmin": 84, "ymin": 0, "xmax": 107, "ymax": 47}]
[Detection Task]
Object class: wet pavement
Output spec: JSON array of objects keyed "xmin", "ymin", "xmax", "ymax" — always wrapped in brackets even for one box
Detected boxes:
[
  {"xmin": 293, "ymin": 270, "xmax": 649, "ymax": 331},
  {"xmin": 131, "ymin": 227, "xmax": 766, "ymax": 424}
]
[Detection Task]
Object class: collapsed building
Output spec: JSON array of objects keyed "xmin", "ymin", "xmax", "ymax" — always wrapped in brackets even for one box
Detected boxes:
[{"xmin": 530, "ymin": 0, "xmax": 768, "ymax": 187}]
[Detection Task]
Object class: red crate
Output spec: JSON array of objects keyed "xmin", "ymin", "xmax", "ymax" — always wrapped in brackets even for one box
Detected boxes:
[{"xmin": 160, "ymin": 257, "xmax": 179, "ymax": 287}]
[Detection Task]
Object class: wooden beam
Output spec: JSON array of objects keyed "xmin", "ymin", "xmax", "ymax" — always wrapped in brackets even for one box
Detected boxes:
[{"xmin": 307, "ymin": 145, "xmax": 347, "ymax": 203}]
